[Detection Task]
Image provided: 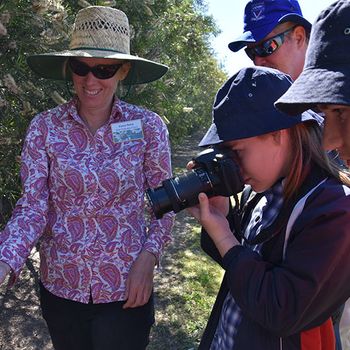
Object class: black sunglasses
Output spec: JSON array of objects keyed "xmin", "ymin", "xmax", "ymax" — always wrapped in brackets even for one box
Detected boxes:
[
  {"xmin": 244, "ymin": 26, "xmax": 296, "ymax": 61},
  {"xmin": 68, "ymin": 58, "xmax": 122, "ymax": 80}
]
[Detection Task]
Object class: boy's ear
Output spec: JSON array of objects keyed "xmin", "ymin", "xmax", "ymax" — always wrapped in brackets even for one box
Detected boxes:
[{"xmin": 293, "ymin": 25, "xmax": 308, "ymax": 47}]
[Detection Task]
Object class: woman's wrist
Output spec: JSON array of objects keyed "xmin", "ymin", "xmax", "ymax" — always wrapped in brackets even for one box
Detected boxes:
[{"xmin": 140, "ymin": 250, "xmax": 157, "ymax": 266}]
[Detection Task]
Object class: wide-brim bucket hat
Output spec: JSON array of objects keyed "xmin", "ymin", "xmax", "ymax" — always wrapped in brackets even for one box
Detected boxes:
[
  {"xmin": 228, "ymin": 0, "xmax": 311, "ymax": 52},
  {"xmin": 199, "ymin": 67, "xmax": 322, "ymax": 147},
  {"xmin": 275, "ymin": 0, "xmax": 350, "ymax": 114},
  {"xmin": 27, "ymin": 6, "xmax": 168, "ymax": 85}
]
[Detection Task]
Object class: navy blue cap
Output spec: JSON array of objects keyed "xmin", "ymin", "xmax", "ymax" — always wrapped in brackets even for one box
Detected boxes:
[
  {"xmin": 276, "ymin": 0, "xmax": 350, "ymax": 114},
  {"xmin": 199, "ymin": 67, "xmax": 322, "ymax": 147},
  {"xmin": 228, "ymin": 0, "xmax": 311, "ymax": 52}
]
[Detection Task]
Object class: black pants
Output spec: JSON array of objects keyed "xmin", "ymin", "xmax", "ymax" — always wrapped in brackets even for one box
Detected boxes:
[{"xmin": 39, "ymin": 282, "xmax": 154, "ymax": 350}]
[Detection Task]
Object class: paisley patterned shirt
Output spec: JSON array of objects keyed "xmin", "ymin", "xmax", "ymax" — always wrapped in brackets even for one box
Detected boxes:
[{"xmin": 0, "ymin": 98, "xmax": 174, "ymax": 304}]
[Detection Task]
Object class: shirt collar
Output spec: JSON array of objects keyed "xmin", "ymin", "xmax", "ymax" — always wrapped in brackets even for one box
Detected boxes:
[{"xmin": 66, "ymin": 96, "xmax": 124, "ymax": 125}]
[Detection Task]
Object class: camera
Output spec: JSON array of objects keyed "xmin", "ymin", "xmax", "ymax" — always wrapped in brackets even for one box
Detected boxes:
[{"xmin": 146, "ymin": 147, "xmax": 244, "ymax": 219}]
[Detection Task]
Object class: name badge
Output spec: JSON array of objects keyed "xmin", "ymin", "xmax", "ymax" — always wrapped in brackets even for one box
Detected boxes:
[{"xmin": 111, "ymin": 119, "xmax": 144, "ymax": 143}]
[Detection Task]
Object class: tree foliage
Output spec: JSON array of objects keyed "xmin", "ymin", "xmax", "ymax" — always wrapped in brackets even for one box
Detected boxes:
[{"xmin": 0, "ymin": 0, "xmax": 227, "ymax": 223}]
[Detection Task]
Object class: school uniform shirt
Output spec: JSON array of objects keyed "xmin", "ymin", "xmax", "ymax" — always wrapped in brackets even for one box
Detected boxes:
[
  {"xmin": 210, "ymin": 181, "xmax": 284, "ymax": 350},
  {"xmin": 0, "ymin": 97, "xmax": 174, "ymax": 304}
]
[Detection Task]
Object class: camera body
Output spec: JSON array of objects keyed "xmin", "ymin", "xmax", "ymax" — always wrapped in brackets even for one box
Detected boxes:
[{"xmin": 146, "ymin": 147, "xmax": 244, "ymax": 219}]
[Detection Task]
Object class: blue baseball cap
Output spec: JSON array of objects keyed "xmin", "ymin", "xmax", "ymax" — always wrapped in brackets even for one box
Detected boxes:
[
  {"xmin": 198, "ymin": 67, "xmax": 322, "ymax": 147},
  {"xmin": 228, "ymin": 0, "xmax": 312, "ymax": 52}
]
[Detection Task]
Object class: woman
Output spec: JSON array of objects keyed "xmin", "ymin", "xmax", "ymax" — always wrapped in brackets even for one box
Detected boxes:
[
  {"xmin": 0, "ymin": 6, "xmax": 173, "ymax": 350},
  {"xmin": 189, "ymin": 66, "xmax": 350, "ymax": 349}
]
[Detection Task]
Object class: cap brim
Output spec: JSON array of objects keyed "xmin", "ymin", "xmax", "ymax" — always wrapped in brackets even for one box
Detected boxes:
[
  {"xmin": 198, "ymin": 123, "xmax": 223, "ymax": 147},
  {"xmin": 301, "ymin": 109, "xmax": 324, "ymax": 125},
  {"xmin": 27, "ymin": 50, "xmax": 168, "ymax": 85},
  {"xmin": 198, "ymin": 110, "xmax": 323, "ymax": 147},
  {"xmin": 228, "ymin": 14, "xmax": 311, "ymax": 52},
  {"xmin": 275, "ymin": 68, "xmax": 350, "ymax": 115},
  {"xmin": 228, "ymin": 31, "xmax": 258, "ymax": 52}
]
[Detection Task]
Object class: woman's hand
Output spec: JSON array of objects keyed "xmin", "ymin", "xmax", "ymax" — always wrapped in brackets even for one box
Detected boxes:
[
  {"xmin": 187, "ymin": 193, "xmax": 240, "ymax": 257},
  {"xmin": 0, "ymin": 261, "xmax": 11, "ymax": 285},
  {"xmin": 123, "ymin": 250, "xmax": 156, "ymax": 309}
]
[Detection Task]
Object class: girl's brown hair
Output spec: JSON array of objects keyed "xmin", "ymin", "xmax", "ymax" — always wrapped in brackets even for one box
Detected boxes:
[{"xmin": 283, "ymin": 121, "xmax": 350, "ymax": 200}]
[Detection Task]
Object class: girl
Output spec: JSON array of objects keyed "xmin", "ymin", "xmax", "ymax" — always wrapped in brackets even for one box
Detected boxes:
[{"xmin": 189, "ymin": 66, "xmax": 350, "ymax": 350}]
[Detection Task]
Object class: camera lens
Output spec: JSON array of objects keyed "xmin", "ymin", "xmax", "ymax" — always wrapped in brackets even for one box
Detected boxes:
[
  {"xmin": 146, "ymin": 169, "xmax": 214, "ymax": 219},
  {"xmin": 146, "ymin": 186, "xmax": 173, "ymax": 219},
  {"xmin": 146, "ymin": 147, "xmax": 244, "ymax": 219}
]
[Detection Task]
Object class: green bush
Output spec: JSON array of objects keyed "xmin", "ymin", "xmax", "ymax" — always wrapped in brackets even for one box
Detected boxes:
[{"xmin": 0, "ymin": 0, "xmax": 227, "ymax": 224}]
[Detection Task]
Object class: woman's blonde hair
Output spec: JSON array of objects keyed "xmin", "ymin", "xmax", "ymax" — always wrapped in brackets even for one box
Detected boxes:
[{"xmin": 283, "ymin": 121, "xmax": 350, "ymax": 200}]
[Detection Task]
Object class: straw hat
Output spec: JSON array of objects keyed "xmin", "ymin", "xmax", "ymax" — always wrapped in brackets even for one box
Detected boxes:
[{"xmin": 27, "ymin": 6, "xmax": 168, "ymax": 85}]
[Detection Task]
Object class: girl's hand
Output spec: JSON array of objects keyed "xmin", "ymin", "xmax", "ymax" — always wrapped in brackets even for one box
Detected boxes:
[{"xmin": 187, "ymin": 193, "xmax": 240, "ymax": 256}]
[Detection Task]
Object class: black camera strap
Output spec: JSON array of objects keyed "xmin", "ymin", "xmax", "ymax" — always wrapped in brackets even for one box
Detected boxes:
[
  {"xmin": 233, "ymin": 187, "xmax": 264, "ymax": 244},
  {"xmin": 230, "ymin": 193, "xmax": 242, "ymax": 241}
]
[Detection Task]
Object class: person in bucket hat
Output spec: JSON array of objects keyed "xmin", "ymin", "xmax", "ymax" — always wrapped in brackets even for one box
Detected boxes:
[
  {"xmin": 229, "ymin": 0, "xmax": 311, "ymax": 80},
  {"xmin": 276, "ymin": 0, "xmax": 350, "ymax": 168},
  {"xmin": 276, "ymin": 2, "xmax": 350, "ymax": 340},
  {"xmin": 188, "ymin": 66, "xmax": 350, "ymax": 350},
  {"xmin": 0, "ymin": 6, "xmax": 174, "ymax": 350}
]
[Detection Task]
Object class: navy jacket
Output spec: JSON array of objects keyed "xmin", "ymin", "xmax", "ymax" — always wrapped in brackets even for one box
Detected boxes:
[{"xmin": 199, "ymin": 168, "xmax": 350, "ymax": 350}]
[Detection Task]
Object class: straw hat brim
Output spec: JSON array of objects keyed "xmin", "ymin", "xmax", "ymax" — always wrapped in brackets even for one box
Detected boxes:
[{"xmin": 27, "ymin": 49, "xmax": 168, "ymax": 85}]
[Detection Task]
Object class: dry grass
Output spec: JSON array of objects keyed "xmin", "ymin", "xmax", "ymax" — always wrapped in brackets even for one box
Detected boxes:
[{"xmin": 149, "ymin": 213, "xmax": 223, "ymax": 350}]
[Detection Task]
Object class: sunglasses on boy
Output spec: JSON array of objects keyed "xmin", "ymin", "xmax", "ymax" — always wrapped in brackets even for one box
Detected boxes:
[
  {"xmin": 244, "ymin": 26, "xmax": 296, "ymax": 61},
  {"xmin": 68, "ymin": 58, "xmax": 123, "ymax": 80}
]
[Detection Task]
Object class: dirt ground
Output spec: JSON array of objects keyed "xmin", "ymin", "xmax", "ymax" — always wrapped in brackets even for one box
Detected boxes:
[{"xmin": 0, "ymin": 250, "xmax": 50, "ymax": 350}]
